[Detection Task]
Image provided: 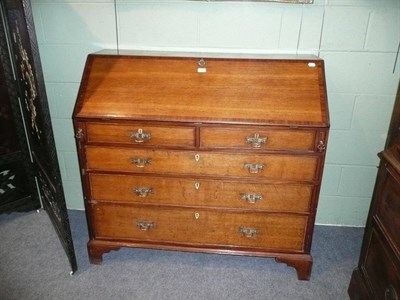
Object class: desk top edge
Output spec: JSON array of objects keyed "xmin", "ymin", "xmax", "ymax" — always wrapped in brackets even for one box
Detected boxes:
[{"xmin": 94, "ymin": 49, "xmax": 322, "ymax": 61}]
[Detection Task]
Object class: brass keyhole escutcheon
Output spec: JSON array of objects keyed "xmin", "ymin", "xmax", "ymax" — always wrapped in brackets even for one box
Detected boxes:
[
  {"xmin": 194, "ymin": 182, "xmax": 201, "ymax": 190},
  {"xmin": 194, "ymin": 154, "xmax": 200, "ymax": 162},
  {"xmin": 198, "ymin": 58, "xmax": 206, "ymax": 68},
  {"xmin": 194, "ymin": 212, "xmax": 200, "ymax": 220}
]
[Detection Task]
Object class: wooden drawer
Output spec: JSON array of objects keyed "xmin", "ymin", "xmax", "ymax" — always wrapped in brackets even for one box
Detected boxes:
[
  {"xmin": 92, "ymin": 203, "xmax": 307, "ymax": 251},
  {"xmin": 85, "ymin": 123, "xmax": 195, "ymax": 147},
  {"xmin": 362, "ymin": 229, "xmax": 400, "ymax": 299},
  {"xmin": 200, "ymin": 127, "xmax": 316, "ymax": 151},
  {"xmin": 86, "ymin": 147, "xmax": 318, "ymax": 181},
  {"xmin": 89, "ymin": 174, "xmax": 313, "ymax": 213},
  {"xmin": 376, "ymin": 165, "xmax": 400, "ymax": 253}
]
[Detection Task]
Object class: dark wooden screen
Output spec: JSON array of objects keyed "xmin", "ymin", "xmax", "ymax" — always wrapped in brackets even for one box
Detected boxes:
[{"xmin": 0, "ymin": 0, "xmax": 77, "ymax": 274}]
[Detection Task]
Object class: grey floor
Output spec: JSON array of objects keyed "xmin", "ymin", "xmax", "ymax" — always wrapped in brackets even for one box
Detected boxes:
[{"xmin": 0, "ymin": 209, "xmax": 363, "ymax": 300}]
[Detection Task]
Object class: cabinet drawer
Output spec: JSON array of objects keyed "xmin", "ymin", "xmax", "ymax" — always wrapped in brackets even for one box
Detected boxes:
[
  {"xmin": 201, "ymin": 127, "xmax": 316, "ymax": 151},
  {"xmin": 89, "ymin": 174, "xmax": 313, "ymax": 213},
  {"xmin": 92, "ymin": 203, "xmax": 307, "ymax": 251},
  {"xmin": 86, "ymin": 147, "xmax": 318, "ymax": 181},
  {"xmin": 85, "ymin": 123, "xmax": 195, "ymax": 147},
  {"xmin": 376, "ymin": 166, "xmax": 400, "ymax": 252},
  {"xmin": 362, "ymin": 229, "xmax": 400, "ymax": 299}
]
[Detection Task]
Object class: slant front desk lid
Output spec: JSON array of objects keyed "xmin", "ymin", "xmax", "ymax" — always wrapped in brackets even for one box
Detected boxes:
[{"xmin": 74, "ymin": 51, "xmax": 329, "ymax": 127}]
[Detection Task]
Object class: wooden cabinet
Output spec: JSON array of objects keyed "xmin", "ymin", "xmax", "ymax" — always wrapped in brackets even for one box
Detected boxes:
[
  {"xmin": 348, "ymin": 86, "xmax": 400, "ymax": 299},
  {"xmin": 73, "ymin": 51, "xmax": 329, "ymax": 280},
  {"xmin": 348, "ymin": 149, "xmax": 400, "ymax": 299}
]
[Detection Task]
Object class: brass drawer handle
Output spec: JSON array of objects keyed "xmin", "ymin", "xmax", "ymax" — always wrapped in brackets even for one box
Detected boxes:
[
  {"xmin": 239, "ymin": 227, "xmax": 259, "ymax": 239},
  {"xmin": 130, "ymin": 128, "xmax": 151, "ymax": 143},
  {"xmin": 317, "ymin": 140, "xmax": 326, "ymax": 152},
  {"xmin": 136, "ymin": 221, "xmax": 155, "ymax": 231},
  {"xmin": 75, "ymin": 128, "xmax": 84, "ymax": 139},
  {"xmin": 244, "ymin": 163, "xmax": 265, "ymax": 174},
  {"xmin": 385, "ymin": 285, "xmax": 398, "ymax": 300},
  {"xmin": 241, "ymin": 193, "xmax": 263, "ymax": 204},
  {"xmin": 131, "ymin": 158, "xmax": 152, "ymax": 168},
  {"xmin": 245, "ymin": 133, "xmax": 268, "ymax": 148},
  {"xmin": 133, "ymin": 187, "xmax": 153, "ymax": 198}
]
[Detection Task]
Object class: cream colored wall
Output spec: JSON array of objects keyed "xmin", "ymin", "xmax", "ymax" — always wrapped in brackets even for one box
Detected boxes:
[{"xmin": 31, "ymin": 0, "xmax": 400, "ymax": 226}]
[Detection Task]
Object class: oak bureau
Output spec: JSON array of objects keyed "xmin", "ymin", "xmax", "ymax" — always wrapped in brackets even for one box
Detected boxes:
[{"xmin": 73, "ymin": 50, "xmax": 329, "ymax": 280}]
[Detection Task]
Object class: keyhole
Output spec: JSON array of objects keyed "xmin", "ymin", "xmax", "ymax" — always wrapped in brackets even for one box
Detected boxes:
[
  {"xmin": 198, "ymin": 58, "xmax": 206, "ymax": 67},
  {"xmin": 194, "ymin": 182, "xmax": 200, "ymax": 190},
  {"xmin": 194, "ymin": 212, "xmax": 200, "ymax": 220},
  {"xmin": 194, "ymin": 154, "xmax": 200, "ymax": 162}
]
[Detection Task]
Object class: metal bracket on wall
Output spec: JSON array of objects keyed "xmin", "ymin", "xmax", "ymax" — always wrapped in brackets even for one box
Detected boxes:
[{"xmin": 198, "ymin": 0, "xmax": 313, "ymax": 3}]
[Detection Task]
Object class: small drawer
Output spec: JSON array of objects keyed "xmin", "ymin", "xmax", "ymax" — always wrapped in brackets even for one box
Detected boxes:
[
  {"xmin": 85, "ymin": 122, "xmax": 195, "ymax": 147},
  {"xmin": 362, "ymin": 229, "xmax": 400, "ymax": 299},
  {"xmin": 376, "ymin": 165, "xmax": 400, "ymax": 252},
  {"xmin": 89, "ymin": 174, "xmax": 313, "ymax": 213},
  {"xmin": 86, "ymin": 147, "xmax": 318, "ymax": 181},
  {"xmin": 92, "ymin": 203, "xmax": 307, "ymax": 251},
  {"xmin": 200, "ymin": 127, "xmax": 316, "ymax": 151}
]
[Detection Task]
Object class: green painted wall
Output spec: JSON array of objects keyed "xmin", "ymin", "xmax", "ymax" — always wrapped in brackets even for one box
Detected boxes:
[{"xmin": 31, "ymin": 0, "xmax": 400, "ymax": 226}]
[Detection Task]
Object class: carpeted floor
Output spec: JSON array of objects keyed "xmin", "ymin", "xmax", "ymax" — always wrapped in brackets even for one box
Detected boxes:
[{"xmin": 0, "ymin": 209, "xmax": 363, "ymax": 300}]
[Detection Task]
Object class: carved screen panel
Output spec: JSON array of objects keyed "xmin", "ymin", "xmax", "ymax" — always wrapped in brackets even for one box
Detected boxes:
[
  {"xmin": 0, "ymin": 1, "xmax": 40, "ymax": 213},
  {"xmin": 0, "ymin": 0, "xmax": 77, "ymax": 273},
  {"xmin": 0, "ymin": 61, "xmax": 18, "ymax": 155}
]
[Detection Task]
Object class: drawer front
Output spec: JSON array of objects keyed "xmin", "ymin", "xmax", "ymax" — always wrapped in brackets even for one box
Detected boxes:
[
  {"xmin": 85, "ymin": 123, "xmax": 195, "ymax": 147},
  {"xmin": 92, "ymin": 203, "xmax": 307, "ymax": 251},
  {"xmin": 363, "ymin": 229, "xmax": 400, "ymax": 299},
  {"xmin": 376, "ymin": 166, "xmax": 400, "ymax": 252},
  {"xmin": 89, "ymin": 174, "xmax": 313, "ymax": 212},
  {"xmin": 201, "ymin": 127, "xmax": 316, "ymax": 151},
  {"xmin": 86, "ymin": 147, "xmax": 318, "ymax": 181}
]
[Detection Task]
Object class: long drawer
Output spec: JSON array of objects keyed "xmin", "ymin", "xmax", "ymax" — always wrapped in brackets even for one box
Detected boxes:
[
  {"xmin": 86, "ymin": 147, "xmax": 318, "ymax": 181},
  {"xmin": 92, "ymin": 203, "xmax": 307, "ymax": 251},
  {"xmin": 89, "ymin": 174, "xmax": 313, "ymax": 213}
]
